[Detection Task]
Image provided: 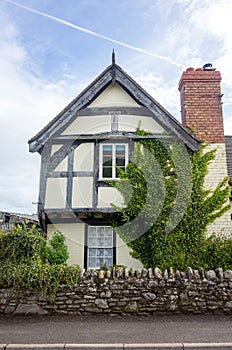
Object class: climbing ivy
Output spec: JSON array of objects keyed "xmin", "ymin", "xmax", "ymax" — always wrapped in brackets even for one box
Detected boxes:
[{"xmin": 109, "ymin": 127, "xmax": 231, "ymax": 270}]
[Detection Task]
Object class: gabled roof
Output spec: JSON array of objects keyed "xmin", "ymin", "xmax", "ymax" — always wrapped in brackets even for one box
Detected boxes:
[
  {"xmin": 28, "ymin": 62, "xmax": 201, "ymax": 152},
  {"xmin": 0, "ymin": 211, "xmax": 38, "ymax": 223}
]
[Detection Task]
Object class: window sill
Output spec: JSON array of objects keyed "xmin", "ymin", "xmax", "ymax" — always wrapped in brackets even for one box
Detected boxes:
[{"xmin": 98, "ymin": 178, "xmax": 120, "ymax": 181}]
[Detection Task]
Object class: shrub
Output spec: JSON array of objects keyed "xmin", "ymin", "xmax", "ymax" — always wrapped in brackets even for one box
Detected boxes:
[
  {"xmin": 196, "ymin": 235, "xmax": 232, "ymax": 270},
  {"xmin": 0, "ymin": 224, "xmax": 45, "ymax": 263},
  {"xmin": 41, "ymin": 231, "xmax": 69, "ymax": 265},
  {"xmin": 0, "ymin": 261, "xmax": 81, "ymax": 295},
  {"xmin": 0, "ymin": 225, "xmax": 80, "ymax": 295},
  {"xmin": 153, "ymin": 235, "xmax": 232, "ymax": 271}
]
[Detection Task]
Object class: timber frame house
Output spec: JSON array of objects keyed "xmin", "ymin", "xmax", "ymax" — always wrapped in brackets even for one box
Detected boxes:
[{"xmin": 29, "ymin": 54, "xmax": 231, "ymax": 269}]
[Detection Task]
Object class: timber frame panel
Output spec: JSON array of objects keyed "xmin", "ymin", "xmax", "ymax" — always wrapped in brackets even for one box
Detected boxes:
[{"xmin": 29, "ymin": 60, "xmax": 201, "ymax": 231}]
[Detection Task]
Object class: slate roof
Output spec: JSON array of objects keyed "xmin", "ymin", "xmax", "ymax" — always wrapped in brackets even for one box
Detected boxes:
[
  {"xmin": 28, "ymin": 62, "xmax": 201, "ymax": 153},
  {"xmin": 0, "ymin": 211, "xmax": 38, "ymax": 223}
]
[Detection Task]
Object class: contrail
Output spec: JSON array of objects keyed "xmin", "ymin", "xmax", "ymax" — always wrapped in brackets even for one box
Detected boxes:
[{"xmin": 4, "ymin": 0, "xmax": 185, "ymax": 68}]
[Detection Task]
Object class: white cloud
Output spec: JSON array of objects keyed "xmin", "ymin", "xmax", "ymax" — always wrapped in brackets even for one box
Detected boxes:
[
  {"xmin": 184, "ymin": 0, "xmax": 232, "ymax": 132},
  {"xmin": 133, "ymin": 71, "xmax": 181, "ymax": 120},
  {"xmin": 186, "ymin": 1, "xmax": 232, "ymax": 81},
  {"xmin": 0, "ymin": 8, "xmax": 81, "ymax": 214},
  {"xmin": 147, "ymin": 0, "xmax": 232, "ymax": 130}
]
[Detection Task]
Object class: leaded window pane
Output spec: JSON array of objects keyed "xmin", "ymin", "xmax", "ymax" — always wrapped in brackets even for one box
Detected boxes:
[
  {"xmin": 89, "ymin": 248, "xmax": 97, "ymax": 257},
  {"xmin": 87, "ymin": 227, "xmax": 114, "ymax": 269},
  {"xmin": 105, "ymin": 258, "xmax": 113, "ymax": 266},
  {"xmin": 105, "ymin": 248, "xmax": 112, "ymax": 257}
]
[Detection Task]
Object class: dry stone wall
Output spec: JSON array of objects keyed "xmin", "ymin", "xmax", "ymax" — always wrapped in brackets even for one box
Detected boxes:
[{"xmin": 1, "ymin": 267, "xmax": 232, "ymax": 316}]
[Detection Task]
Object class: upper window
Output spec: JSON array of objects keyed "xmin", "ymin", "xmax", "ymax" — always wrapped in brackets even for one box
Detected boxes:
[{"xmin": 99, "ymin": 144, "xmax": 128, "ymax": 179}]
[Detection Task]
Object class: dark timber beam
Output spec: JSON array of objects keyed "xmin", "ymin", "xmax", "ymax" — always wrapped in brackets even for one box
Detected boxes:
[
  {"xmin": 75, "ymin": 106, "xmax": 154, "ymax": 116},
  {"xmin": 53, "ymin": 133, "xmax": 175, "ymax": 142}
]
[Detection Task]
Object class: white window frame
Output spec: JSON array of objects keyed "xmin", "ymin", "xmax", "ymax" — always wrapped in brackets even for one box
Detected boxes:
[
  {"xmin": 99, "ymin": 143, "xmax": 128, "ymax": 180},
  {"xmin": 87, "ymin": 226, "xmax": 114, "ymax": 269}
]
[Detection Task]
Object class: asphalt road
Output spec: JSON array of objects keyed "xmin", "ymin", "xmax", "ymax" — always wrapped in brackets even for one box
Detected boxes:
[{"xmin": 0, "ymin": 314, "xmax": 232, "ymax": 344}]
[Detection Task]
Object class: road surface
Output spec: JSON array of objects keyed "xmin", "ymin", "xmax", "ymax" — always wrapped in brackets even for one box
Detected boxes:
[{"xmin": 0, "ymin": 314, "xmax": 232, "ymax": 344}]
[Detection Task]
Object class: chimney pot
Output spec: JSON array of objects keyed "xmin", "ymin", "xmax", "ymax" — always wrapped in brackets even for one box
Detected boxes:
[{"xmin": 203, "ymin": 63, "xmax": 216, "ymax": 71}]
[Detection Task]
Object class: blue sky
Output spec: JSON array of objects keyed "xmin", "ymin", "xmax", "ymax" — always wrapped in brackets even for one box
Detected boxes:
[{"xmin": 1, "ymin": 0, "xmax": 232, "ymax": 214}]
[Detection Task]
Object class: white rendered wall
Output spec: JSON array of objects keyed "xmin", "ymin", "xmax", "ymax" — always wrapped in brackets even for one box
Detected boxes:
[
  {"xmin": 118, "ymin": 115, "xmax": 164, "ymax": 133},
  {"xmin": 204, "ymin": 143, "xmax": 232, "ymax": 237},
  {"xmin": 72, "ymin": 177, "xmax": 93, "ymax": 208},
  {"xmin": 98, "ymin": 187, "xmax": 124, "ymax": 208},
  {"xmin": 45, "ymin": 178, "xmax": 66, "ymax": 209},
  {"xmin": 47, "ymin": 223, "xmax": 85, "ymax": 266},
  {"xmin": 74, "ymin": 143, "xmax": 94, "ymax": 171},
  {"xmin": 61, "ymin": 116, "xmax": 111, "ymax": 135},
  {"xmin": 116, "ymin": 235, "xmax": 142, "ymax": 269},
  {"xmin": 89, "ymin": 83, "xmax": 140, "ymax": 107}
]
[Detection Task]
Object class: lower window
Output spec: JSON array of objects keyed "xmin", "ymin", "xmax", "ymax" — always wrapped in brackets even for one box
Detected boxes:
[{"xmin": 87, "ymin": 226, "xmax": 114, "ymax": 269}]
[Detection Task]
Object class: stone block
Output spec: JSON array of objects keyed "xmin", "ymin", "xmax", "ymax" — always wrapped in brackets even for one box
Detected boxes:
[
  {"xmin": 14, "ymin": 303, "xmax": 48, "ymax": 315},
  {"xmin": 95, "ymin": 298, "xmax": 108, "ymax": 309}
]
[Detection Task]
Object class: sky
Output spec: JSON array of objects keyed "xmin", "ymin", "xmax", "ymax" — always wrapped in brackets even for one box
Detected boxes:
[{"xmin": 1, "ymin": 0, "xmax": 232, "ymax": 215}]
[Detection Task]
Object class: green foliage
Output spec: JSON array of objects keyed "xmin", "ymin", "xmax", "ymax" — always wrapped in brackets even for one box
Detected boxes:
[
  {"xmin": 0, "ymin": 261, "xmax": 80, "ymax": 295},
  {"xmin": 196, "ymin": 234, "xmax": 232, "ymax": 270},
  {"xmin": 0, "ymin": 224, "xmax": 45, "ymax": 263},
  {"xmin": 163, "ymin": 234, "xmax": 232, "ymax": 271},
  {"xmin": 41, "ymin": 231, "xmax": 69, "ymax": 265},
  {"xmin": 110, "ymin": 127, "xmax": 231, "ymax": 270},
  {"xmin": 0, "ymin": 225, "xmax": 80, "ymax": 295}
]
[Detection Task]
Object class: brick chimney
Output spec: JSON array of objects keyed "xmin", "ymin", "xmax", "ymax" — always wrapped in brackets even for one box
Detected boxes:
[{"xmin": 178, "ymin": 65, "xmax": 225, "ymax": 143}]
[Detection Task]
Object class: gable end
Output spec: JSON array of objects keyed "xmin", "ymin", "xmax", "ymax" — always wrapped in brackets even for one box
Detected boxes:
[{"xmin": 29, "ymin": 63, "xmax": 200, "ymax": 153}]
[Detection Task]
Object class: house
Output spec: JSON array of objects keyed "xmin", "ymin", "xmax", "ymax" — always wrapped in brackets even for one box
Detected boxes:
[
  {"xmin": 0, "ymin": 211, "xmax": 38, "ymax": 231},
  {"xmin": 28, "ymin": 54, "xmax": 231, "ymax": 269}
]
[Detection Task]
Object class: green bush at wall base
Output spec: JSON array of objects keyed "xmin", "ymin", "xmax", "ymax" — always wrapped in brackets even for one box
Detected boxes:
[
  {"xmin": 0, "ymin": 261, "xmax": 80, "ymax": 295},
  {"xmin": 0, "ymin": 225, "xmax": 80, "ymax": 295}
]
